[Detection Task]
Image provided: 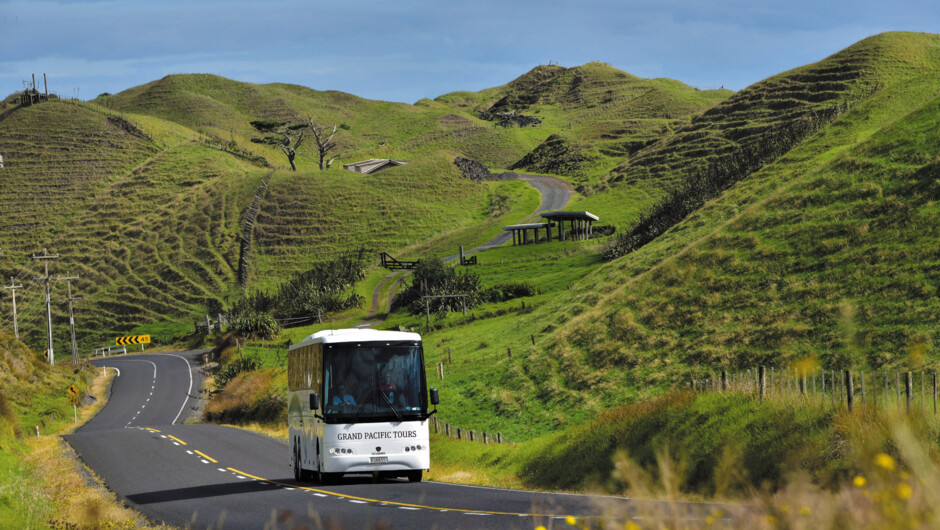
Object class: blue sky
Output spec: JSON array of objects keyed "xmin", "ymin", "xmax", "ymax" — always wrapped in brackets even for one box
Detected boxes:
[{"xmin": 1, "ymin": 0, "xmax": 937, "ymax": 103}]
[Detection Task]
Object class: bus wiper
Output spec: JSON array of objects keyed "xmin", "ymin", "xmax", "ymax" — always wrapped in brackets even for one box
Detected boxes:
[
  {"xmin": 353, "ymin": 388, "xmax": 376, "ymax": 423},
  {"xmin": 379, "ymin": 389, "xmax": 403, "ymax": 421}
]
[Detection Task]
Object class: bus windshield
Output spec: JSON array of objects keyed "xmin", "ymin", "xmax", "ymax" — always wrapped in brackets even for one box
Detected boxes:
[{"xmin": 323, "ymin": 341, "xmax": 426, "ymax": 422}]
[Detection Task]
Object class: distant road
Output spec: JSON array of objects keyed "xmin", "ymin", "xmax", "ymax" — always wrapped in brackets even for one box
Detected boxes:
[
  {"xmin": 65, "ymin": 351, "xmax": 733, "ymax": 528},
  {"xmin": 361, "ymin": 173, "xmax": 573, "ymax": 325}
]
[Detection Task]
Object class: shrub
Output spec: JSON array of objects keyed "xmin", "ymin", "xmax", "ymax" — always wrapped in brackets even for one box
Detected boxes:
[
  {"xmin": 481, "ymin": 281, "xmax": 537, "ymax": 303},
  {"xmin": 230, "ymin": 307, "xmax": 279, "ymax": 339},
  {"xmin": 214, "ymin": 353, "xmax": 263, "ymax": 389},
  {"xmin": 395, "ymin": 256, "xmax": 482, "ymax": 315}
]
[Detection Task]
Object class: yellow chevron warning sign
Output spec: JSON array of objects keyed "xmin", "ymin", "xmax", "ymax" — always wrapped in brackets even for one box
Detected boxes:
[{"xmin": 115, "ymin": 335, "xmax": 151, "ymax": 346}]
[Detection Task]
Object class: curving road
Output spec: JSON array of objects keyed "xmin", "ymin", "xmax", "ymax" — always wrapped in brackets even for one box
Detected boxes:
[{"xmin": 66, "ymin": 352, "xmax": 738, "ymax": 528}]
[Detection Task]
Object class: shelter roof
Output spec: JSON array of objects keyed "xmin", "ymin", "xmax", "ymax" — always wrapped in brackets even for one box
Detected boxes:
[
  {"xmin": 503, "ymin": 222, "xmax": 551, "ymax": 230},
  {"xmin": 540, "ymin": 211, "xmax": 599, "ymax": 221}
]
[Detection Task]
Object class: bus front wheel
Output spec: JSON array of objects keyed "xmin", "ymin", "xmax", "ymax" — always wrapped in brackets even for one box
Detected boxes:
[{"xmin": 407, "ymin": 470, "xmax": 423, "ymax": 483}]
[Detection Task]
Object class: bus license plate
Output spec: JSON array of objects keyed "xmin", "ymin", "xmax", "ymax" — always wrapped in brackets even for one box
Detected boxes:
[{"xmin": 370, "ymin": 456, "xmax": 388, "ymax": 464}]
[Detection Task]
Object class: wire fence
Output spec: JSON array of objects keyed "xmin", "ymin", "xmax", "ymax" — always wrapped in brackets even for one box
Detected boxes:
[
  {"xmin": 692, "ymin": 366, "xmax": 940, "ymax": 413},
  {"xmin": 429, "ymin": 415, "xmax": 509, "ymax": 444}
]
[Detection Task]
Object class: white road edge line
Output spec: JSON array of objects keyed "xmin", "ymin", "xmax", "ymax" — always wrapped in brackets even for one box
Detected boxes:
[{"xmin": 167, "ymin": 353, "xmax": 194, "ymax": 425}]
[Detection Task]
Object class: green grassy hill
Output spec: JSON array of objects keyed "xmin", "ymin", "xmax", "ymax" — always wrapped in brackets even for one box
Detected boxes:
[
  {"xmin": 0, "ymin": 59, "xmax": 724, "ymax": 352},
  {"xmin": 438, "ymin": 62, "xmax": 731, "ymax": 187},
  {"xmin": 410, "ymin": 32, "xmax": 940, "ymax": 439}
]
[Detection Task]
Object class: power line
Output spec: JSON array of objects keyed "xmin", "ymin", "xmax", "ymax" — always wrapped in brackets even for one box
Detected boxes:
[
  {"xmin": 57, "ymin": 272, "xmax": 81, "ymax": 365},
  {"xmin": 2, "ymin": 277, "xmax": 23, "ymax": 339},
  {"xmin": 32, "ymin": 248, "xmax": 59, "ymax": 364}
]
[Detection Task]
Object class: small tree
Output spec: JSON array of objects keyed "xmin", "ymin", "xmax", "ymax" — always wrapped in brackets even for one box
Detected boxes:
[{"xmin": 250, "ymin": 120, "xmax": 308, "ymax": 171}]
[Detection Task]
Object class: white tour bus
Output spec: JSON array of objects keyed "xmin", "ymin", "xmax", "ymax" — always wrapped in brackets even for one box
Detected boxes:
[{"xmin": 288, "ymin": 328, "xmax": 438, "ymax": 483}]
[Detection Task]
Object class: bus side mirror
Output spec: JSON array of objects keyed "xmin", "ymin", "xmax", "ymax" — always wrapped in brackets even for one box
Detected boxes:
[
  {"xmin": 430, "ymin": 388, "xmax": 439, "ymax": 406},
  {"xmin": 309, "ymin": 393, "xmax": 320, "ymax": 411}
]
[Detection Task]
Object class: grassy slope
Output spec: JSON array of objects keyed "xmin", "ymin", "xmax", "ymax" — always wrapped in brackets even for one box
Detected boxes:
[
  {"xmin": 0, "ymin": 330, "xmax": 87, "ymax": 526},
  {"xmin": 402, "ymin": 32, "xmax": 940, "ymax": 440},
  {"xmin": 1, "ymin": 60, "xmax": 720, "ymax": 350},
  {"xmin": 0, "ymin": 77, "xmax": 538, "ymax": 348},
  {"xmin": 0, "ymin": 329, "xmax": 154, "ymax": 528},
  {"xmin": 437, "ymin": 62, "xmax": 731, "ymax": 192}
]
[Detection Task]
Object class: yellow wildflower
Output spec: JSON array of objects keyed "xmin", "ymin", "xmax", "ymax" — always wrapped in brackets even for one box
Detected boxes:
[
  {"xmin": 624, "ymin": 522, "xmax": 642, "ymax": 530},
  {"xmin": 566, "ymin": 515, "xmax": 577, "ymax": 526},
  {"xmin": 854, "ymin": 475, "xmax": 867, "ymax": 488},
  {"xmin": 874, "ymin": 453, "xmax": 897, "ymax": 471},
  {"xmin": 896, "ymin": 482, "xmax": 913, "ymax": 500},
  {"xmin": 800, "ymin": 506, "xmax": 812, "ymax": 516}
]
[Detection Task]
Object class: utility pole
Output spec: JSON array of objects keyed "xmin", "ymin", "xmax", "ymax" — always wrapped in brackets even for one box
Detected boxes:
[
  {"xmin": 58, "ymin": 272, "xmax": 81, "ymax": 365},
  {"xmin": 3, "ymin": 277, "xmax": 24, "ymax": 339},
  {"xmin": 32, "ymin": 248, "xmax": 59, "ymax": 365}
]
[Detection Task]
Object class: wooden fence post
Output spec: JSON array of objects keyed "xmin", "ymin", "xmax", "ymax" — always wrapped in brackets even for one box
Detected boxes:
[
  {"xmin": 906, "ymin": 372, "xmax": 913, "ymax": 413},
  {"xmin": 759, "ymin": 366, "xmax": 766, "ymax": 400},
  {"xmin": 721, "ymin": 371, "xmax": 728, "ymax": 392},
  {"xmin": 860, "ymin": 372, "xmax": 866, "ymax": 405},
  {"xmin": 845, "ymin": 370, "xmax": 854, "ymax": 411},
  {"xmin": 497, "ymin": 433, "xmax": 502, "ymax": 444},
  {"xmin": 934, "ymin": 371, "xmax": 938, "ymax": 415},
  {"xmin": 884, "ymin": 372, "xmax": 889, "ymax": 408},
  {"xmin": 457, "ymin": 428, "xmax": 462, "ymax": 440}
]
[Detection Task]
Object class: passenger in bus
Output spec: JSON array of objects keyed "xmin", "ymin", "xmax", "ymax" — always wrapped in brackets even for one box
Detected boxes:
[{"xmin": 332, "ymin": 383, "xmax": 356, "ymax": 405}]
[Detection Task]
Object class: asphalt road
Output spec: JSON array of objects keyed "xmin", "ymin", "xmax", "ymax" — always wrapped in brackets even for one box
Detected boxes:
[{"xmin": 66, "ymin": 351, "xmax": 737, "ymax": 529}]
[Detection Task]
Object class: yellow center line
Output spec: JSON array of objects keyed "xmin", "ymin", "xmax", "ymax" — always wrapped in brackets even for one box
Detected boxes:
[
  {"xmin": 194, "ymin": 450, "xmax": 218, "ymax": 463},
  {"xmin": 144, "ymin": 427, "xmax": 161, "ymax": 433},
  {"xmin": 167, "ymin": 435, "xmax": 187, "ymax": 445},
  {"xmin": 225, "ymin": 467, "xmax": 577, "ymax": 518}
]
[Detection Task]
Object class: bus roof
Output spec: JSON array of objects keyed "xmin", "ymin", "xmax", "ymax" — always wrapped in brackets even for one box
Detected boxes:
[{"xmin": 289, "ymin": 328, "xmax": 421, "ymax": 350}]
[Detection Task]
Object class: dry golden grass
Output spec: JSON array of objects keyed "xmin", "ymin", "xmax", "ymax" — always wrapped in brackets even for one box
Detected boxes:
[{"xmin": 22, "ymin": 367, "xmax": 171, "ymax": 529}]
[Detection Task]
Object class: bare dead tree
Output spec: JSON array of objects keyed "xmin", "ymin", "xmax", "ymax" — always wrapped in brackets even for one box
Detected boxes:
[{"xmin": 306, "ymin": 116, "xmax": 340, "ymax": 170}]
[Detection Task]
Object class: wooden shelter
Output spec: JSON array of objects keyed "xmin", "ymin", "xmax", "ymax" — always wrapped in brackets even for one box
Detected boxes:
[{"xmin": 540, "ymin": 211, "xmax": 599, "ymax": 241}]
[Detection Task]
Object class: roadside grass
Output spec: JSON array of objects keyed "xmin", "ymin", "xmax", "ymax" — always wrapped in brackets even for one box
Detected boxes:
[{"xmin": 0, "ymin": 329, "xmax": 160, "ymax": 528}]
